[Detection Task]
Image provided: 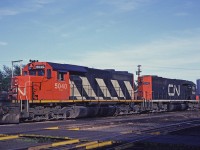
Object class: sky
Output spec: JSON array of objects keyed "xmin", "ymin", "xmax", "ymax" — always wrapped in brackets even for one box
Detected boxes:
[{"xmin": 0, "ymin": 0, "xmax": 200, "ymax": 82}]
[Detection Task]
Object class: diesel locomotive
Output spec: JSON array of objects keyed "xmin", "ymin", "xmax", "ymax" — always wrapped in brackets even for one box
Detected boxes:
[{"xmin": 0, "ymin": 60, "xmax": 198, "ymax": 124}]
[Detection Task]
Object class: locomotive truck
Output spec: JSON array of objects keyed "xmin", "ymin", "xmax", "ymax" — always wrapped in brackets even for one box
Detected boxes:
[{"xmin": 0, "ymin": 60, "xmax": 198, "ymax": 124}]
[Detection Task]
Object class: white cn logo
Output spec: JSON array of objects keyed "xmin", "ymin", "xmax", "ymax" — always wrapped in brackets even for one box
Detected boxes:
[{"xmin": 168, "ymin": 84, "xmax": 180, "ymax": 96}]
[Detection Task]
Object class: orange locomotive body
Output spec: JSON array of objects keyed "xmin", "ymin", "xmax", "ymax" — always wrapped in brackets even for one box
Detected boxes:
[
  {"xmin": 3, "ymin": 60, "xmax": 136, "ymax": 123},
  {"xmin": 14, "ymin": 62, "xmax": 70, "ymax": 101},
  {"xmin": 138, "ymin": 75, "xmax": 153, "ymax": 100}
]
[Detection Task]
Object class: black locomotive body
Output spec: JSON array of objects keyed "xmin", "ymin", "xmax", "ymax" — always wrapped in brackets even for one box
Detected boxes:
[{"xmin": 152, "ymin": 76, "xmax": 196, "ymax": 100}]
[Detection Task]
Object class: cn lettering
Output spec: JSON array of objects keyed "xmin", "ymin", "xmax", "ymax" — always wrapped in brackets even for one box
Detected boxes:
[{"xmin": 168, "ymin": 84, "xmax": 180, "ymax": 96}]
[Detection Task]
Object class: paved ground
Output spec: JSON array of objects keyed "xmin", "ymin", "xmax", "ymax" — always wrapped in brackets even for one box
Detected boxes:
[{"xmin": 0, "ymin": 110, "xmax": 200, "ymax": 149}]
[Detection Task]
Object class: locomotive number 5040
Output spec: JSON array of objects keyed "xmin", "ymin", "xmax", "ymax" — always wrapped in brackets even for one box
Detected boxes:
[{"xmin": 55, "ymin": 83, "xmax": 68, "ymax": 90}]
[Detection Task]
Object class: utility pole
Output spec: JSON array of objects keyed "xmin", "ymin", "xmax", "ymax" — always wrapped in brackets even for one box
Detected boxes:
[
  {"xmin": 12, "ymin": 60, "xmax": 23, "ymax": 78},
  {"xmin": 136, "ymin": 65, "xmax": 142, "ymax": 77},
  {"xmin": 136, "ymin": 65, "xmax": 142, "ymax": 100},
  {"xmin": 11, "ymin": 60, "xmax": 23, "ymax": 88}
]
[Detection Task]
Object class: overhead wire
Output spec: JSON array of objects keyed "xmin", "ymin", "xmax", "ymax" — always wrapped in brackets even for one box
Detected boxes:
[{"xmin": 141, "ymin": 65, "xmax": 200, "ymax": 71}]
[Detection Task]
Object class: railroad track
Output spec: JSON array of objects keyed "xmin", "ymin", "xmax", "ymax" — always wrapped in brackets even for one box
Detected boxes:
[
  {"xmin": 110, "ymin": 119, "xmax": 200, "ymax": 150},
  {"xmin": 0, "ymin": 110, "xmax": 200, "ymax": 149}
]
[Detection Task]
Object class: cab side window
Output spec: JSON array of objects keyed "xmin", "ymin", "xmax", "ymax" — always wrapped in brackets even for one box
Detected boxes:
[
  {"xmin": 23, "ymin": 71, "xmax": 28, "ymax": 76},
  {"xmin": 47, "ymin": 69, "xmax": 51, "ymax": 79},
  {"xmin": 38, "ymin": 70, "xmax": 45, "ymax": 76},
  {"xmin": 58, "ymin": 72, "xmax": 64, "ymax": 81},
  {"xmin": 29, "ymin": 70, "xmax": 36, "ymax": 76}
]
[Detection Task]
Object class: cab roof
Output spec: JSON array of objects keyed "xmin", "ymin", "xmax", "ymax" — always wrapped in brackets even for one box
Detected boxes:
[{"xmin": 48, "ymin": 62, "xmax": 87, "ymax": 73}]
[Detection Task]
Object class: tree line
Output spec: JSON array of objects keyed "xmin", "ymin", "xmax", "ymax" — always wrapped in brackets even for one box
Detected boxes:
[{"xmin": 0, "ymin": 65, "xmax": 20, "ymax": 91}]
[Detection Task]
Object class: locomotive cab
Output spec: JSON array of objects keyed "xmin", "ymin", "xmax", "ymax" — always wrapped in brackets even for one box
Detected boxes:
[{"xmin": 12, "ymin": 61, "xmax": 70, "ymax": 101}]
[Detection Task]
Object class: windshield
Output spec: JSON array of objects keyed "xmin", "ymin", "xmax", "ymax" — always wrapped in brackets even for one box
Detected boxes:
[{"xmin": 29, "ymin": 69, "xmax": 44, "ymax": 76}]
